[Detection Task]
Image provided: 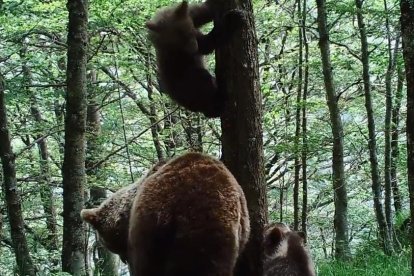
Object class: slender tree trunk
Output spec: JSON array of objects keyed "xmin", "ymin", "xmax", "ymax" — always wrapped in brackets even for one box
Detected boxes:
[
  {"xmin": 293, "ymin": 0, "xmax": 303, "ymax": 232},
  {"xmin": 391, "ymin": 67, "xmax": 404, "ymax": 214},
  {"xmin": 86, "ymin": 71, "xmax": 119, "ymax": 275},
  {"xmin": 400, "ymin": 1, "xmax": 414, "ymax": 274},
  {"xmin": 383, "ymin": 0, "xmax": 394, "ymax": 234},
  {"xmin": 355, "ymin": 0, "xmax": 394, "ymax": 254},
  {"xmin": 316, "ymin": 0, "xmax": 350, "ymax": 260},
  {"xmin": 182, "ymin": 112, "xmax": 203, "ymax": 152},
  {"xmin": 145, "ymin": 50, "xmax": 164, "ymax": 161},
  {"xmin": 0, "ymin": 73, "xmax": 36, "ymax": 275},
  {"xmin": 61, "ymin": 0, "xmax": 89, "ymax": 273},
  {"xmin": 216, "ymin": 0, "xmax": 267, "ymax": 275},
  {"xmin": 163, "ymin": 103, "xmax": 182, "ymax": 157},
  {"xmin": 300, "ymin": 0, "xmax": 309, "ymax": 237},
  {"xmin": 20, "ymin": 44, "xmax": 59, "ymax": 251}
]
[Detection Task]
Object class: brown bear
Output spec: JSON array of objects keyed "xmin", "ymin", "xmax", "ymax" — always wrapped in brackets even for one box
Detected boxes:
[
  {"xmin": 127, "ymin": 152, "xmax": 250, "ymax": 275},
  {"xmin": 81, "ymin": 160, "xmax": 166, "ymax": 263},
  {"xmin": 263, "ymin": 223, "xmax": 315, "ymax": 276},
  {"xmin": 146, "ymin": 1, "xmax": 245, "ymax": 118},
  {"xmin": 81, "ymin": 152, "xmax": 250, "ymax": 275}
]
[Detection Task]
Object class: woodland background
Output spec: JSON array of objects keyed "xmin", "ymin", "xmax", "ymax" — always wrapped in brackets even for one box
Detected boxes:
[{"xmin": 0, "ymin": 0, "xmax": 413, "ymax": 275}]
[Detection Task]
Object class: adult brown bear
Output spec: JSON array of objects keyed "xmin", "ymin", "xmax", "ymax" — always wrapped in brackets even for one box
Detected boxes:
[{"xmin": 82, "ymin": 153, "xmax": 250, "ymax": 275}]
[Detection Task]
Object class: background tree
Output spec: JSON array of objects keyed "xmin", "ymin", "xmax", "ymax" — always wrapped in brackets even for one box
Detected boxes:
[
  {"xmin": 61, "ymin": 0, "xmax": 89, "ymax": 273},
  {"xmin": 316, "ymin": 0, "xmax": 350, "ymax": 260},
  {"xmin": 400, "ymin": 0, "xmax": 414, "ymax": 274},
  {"xmin": 0, "ymin": 73, "xmax": 36, "ymax": 275},
  {"xmin": 355, "ymin": 0, "xmax": 393, "ymax": 254}
]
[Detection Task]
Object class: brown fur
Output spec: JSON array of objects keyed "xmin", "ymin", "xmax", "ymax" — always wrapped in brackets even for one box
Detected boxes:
[
  {"xmin": 263, "ymin": 223, "xmax": 315, "ymax": 276},
  {"xmin": 146, "ymin": 1, "xmax": 245, "ymax": 118},
  {"xmin": 80, "ymin": 160, "xmax": 166, "ymax": 262},
  {"xmin": 128, "ymin": 152, "xmax": 250, "ymax": 275}
]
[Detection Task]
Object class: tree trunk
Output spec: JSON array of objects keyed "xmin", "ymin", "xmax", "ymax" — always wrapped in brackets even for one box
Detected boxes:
[
  {"xmin": 355, "ymin": 0, "xmax": 394, "ymax": 255},
  {"xmin": 86, "ymin": 71, "xmax": 119, "ymax": 275},
  {"xmin": 61, "ymin": 0, "xmax": 89, "ymax": 273},
  {"xmin": 0, "ymin": 73, "xmax": 36, "ymax": 275},
  {"xmin": 216, "ymin": 0, "xmax": 267, "ymax": 275},
  {"xmin": 384, "ymin": 0, "xmax": 399, "ymax": 239},
  {"xmin": 182, "ymin": 112, "xmax": 204, "ymax": 152},
  {"xmin": 400, "ymin": 1, "xmax": 414, "ymax": 274},
  {"xmin": 316, "ymin": 0, "xmax": 351, "ymax": 260},
  {"xmin": 391, "ymin": 67, "xmax": 404, "ymax": 214},
  {"xmin": 145, "ymin": 51, "xmax": 165, "ymax": 161},
  {"xmin": 20, "ymin": 44, "xmax": 59, "ymax": 252},
  {"xmin": 293, "ymin": 0, "xmax": 303, "ymax": 232},
  {"xmin": 300, "ymin": 0, "xmax": 309, "ymax": 238}
]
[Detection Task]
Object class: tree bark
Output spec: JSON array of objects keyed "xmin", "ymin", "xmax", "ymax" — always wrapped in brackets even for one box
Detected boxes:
[
  {"xmin": 0, "ymin": 73, "xmax": 36, "ymax": 275},
  {"xmin": 391, "ymin": 67, "xmax": 404, "ymax": 214},
  {"xmin": 400, "ymin": 1, "xmax": 414, "ymax": 274},
  {"xmin": 61, "ymin": 0, "xmax": 88, "ymax": 273},
  {"xmin": 293, "ymin": 0, "xmax": 303, "ymax": 232},
  {"xmin": 316, "ymin": 0, "xmax": 351, "ymax": 260},
  {"xmin": 355, "ymin": 0, "xmax": 393, "ymax": 254},
  {"xmin": 216, "ymin": 0, "xmax": 267, "ymax": 275},
  {"xmin": 300, "ymin": 0, "xmax": 309, "ymax": 238}
]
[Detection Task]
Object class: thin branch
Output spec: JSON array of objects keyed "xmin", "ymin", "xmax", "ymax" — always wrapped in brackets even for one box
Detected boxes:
[
  {"xmin": 87, "ymin": 107, "xmax": 179, "ymax": 172},
  {"xmin": 15, "ymin": 128, "xmax": 63, "ymax": 158},
  {"xmin": 330, "ymin": 40, "xmax": 361, "ymax": 61},
  {"xmin": 100, "ymin": 66, "xmax": 151, "ymax": 116}
]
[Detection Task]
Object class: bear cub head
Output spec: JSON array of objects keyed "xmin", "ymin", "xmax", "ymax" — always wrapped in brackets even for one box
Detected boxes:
[
  {"xmin": 146, "ymin": 1, "xmax": 198, "ymax": 54},
  {"xmin": 263, "ymin": 222, "xmax": 315, "ymax": 276}
]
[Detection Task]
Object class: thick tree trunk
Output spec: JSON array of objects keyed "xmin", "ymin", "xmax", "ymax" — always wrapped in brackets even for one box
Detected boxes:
[
  {"xmin": 316, "ymin": 0, "xmax": 350, "ymax": 260},
  {"xmin": 21, "ymin": 45, "xmax": 59, "ymax": 251},
  {"xmin": 300, "ymin": 0, "xmax": 309, "ymax": 238},
  {"xmin": 400, "ymin": 1, "xmax": 414, "ymax": 274},
  {"xmin": 216, "ymin": 0, "xmax": 267, "ymax": 275},
  {"xmin": 61, "ymin": 0, "xmax": 88, "ymax": 273},
  {"xmin": 355, "ymin": 0, "xmax": 393, "ymax": 254},
  {"xmin": 391, "ymin": 67, "xmax": 404, "ymax": 214},
  {"xmin": 86, "ymin": 72, "xmax": 119, "ymax": 275},
  {"xmin": 0, "ymin": 73, "xmax": 36, "ymax": 275}
]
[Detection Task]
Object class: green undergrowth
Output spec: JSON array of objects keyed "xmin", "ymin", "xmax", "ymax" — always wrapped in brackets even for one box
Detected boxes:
[{"xmin": 317, "ymin": 246, "xmax": 410, "ymax": 276}]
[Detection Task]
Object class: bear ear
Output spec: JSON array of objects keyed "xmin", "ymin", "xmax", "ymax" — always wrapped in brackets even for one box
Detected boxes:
[
  {"xmin": 267, "ymin": 226, "xmax": 283, "ymax": 245},
  {"xmin": 297, "ymin": 231, "xmax": 307, "ymax": 243},
  {"xmin": 174, "ymin": 1, "xmax": 189, "ymax": 18},
  {"xmin": 80, "ymin": 208, "xmax": 100, "ymax": 227},
  {"xmin": 146, "ymin": 21, "xmax": 160, "ymax": 32},
  {"xmin": 264, "ymin": 226, "xmax": 284, "ymax": 253}
]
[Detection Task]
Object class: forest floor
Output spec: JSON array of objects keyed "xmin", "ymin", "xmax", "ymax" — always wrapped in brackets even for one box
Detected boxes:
[{"xmin": 317, "ymin": 248, "xmax": 410, "ymax": 275}]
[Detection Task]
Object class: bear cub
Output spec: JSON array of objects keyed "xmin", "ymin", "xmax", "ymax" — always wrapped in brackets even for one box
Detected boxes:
[
  {"xmin": 146, "ymin": 1, "xmax": 245, "ymax": 118},
  {"xmin": 263, "ymin": 223, "xmax": 315, "ymax": 276}
]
